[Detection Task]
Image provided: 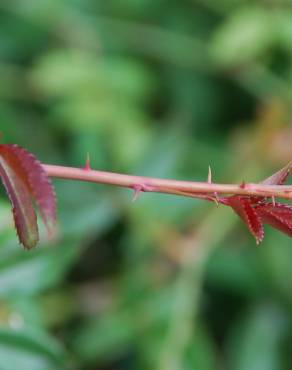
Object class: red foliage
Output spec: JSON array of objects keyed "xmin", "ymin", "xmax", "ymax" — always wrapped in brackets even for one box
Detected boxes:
[
  {"xmin": 222, "ymin": 162, "xmax": 292, "ymax": 244},
  {"xmin": 0, "ymin": 144, "xmax": 56, "ymax": 249}
]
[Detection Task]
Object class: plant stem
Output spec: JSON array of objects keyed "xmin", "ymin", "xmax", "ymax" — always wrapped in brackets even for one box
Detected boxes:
[{"xmin": 42, "ymin": 164, "xmax": 292, "ymax": 201}]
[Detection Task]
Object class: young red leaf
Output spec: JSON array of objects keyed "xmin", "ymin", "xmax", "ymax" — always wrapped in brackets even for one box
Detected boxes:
[
  {"xmin": 220, "ymin": 161, "xmax": 292, "ymax": 244},
  {"xmin": 7, "ymin": 145, "xmax": 57, "ymax": 235},
  {"xmin": 255, "ymin": 203, "xmax": 292, "ymax": 237},
  {"xmin": 0, "ymin": 147, "xmax": 38, "ymax": 248},
  {"xmin": 0, "ymin": 144, "xmax": 56, "ymax": 249},
  {"xmin": 225, "ymin": 196, "xmax": 264, "ymax": 244}
]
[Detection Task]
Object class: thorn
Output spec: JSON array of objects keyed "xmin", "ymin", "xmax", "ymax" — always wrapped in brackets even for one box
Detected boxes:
[
  {"xmin": 132, "ymin": 185, "xmax": 143, "ymax": 202},
  {"xmin": 271, "ymin": 195, "xmax": 276, "ymax": 207},
  {"xmin": 256, "ymin": 236, "xmax": 263, "ymax": 246},
  {"xmin": 84, "ymin": 153, "xmax": 91, "ymax": 171},
  {"xmin": 240, "ymin": 181, "xmax": 246, "ymax": 189},
  {"xmin": 207, "ymin": 165, "xmax": 212, "ymax": 184},
  {"xmin": 213, "ymin": 192, "xmax": 219, "ymax": 207}
]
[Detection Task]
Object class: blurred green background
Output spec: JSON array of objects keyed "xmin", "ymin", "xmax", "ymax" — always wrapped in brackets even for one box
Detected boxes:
[{"xmin": 0, "ymin": 1, "xmax": 292, "ymax": 369}]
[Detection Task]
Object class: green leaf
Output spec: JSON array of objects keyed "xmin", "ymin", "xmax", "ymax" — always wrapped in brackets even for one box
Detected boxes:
[
  {"xmin": 0, "ymin": 241, "xmax": 80, "ymax": 297},
  {"xmin": 71, "ymin": 310, "xmax": 135, "ymax": 363},
  {"xmin": 0, "ymin": 327, "xmax": 68, "ymax": 370},
  {"xmin": 227, "ymin": 305, "xmax": 288, "ymax": 370},
  {"xmin": 211, "ymin": 7, "xmax": 275, "ymax": 66}
]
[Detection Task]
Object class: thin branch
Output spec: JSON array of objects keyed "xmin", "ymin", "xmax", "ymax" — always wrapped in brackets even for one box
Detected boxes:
[{"xmin": 42, "ymin": 164, "xmax": 292, "ymax": 201}]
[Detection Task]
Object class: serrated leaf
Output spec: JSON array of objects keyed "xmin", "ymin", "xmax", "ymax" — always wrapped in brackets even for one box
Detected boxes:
[
  {"xmin": 225, "ymin": 196, "xmax": 264, "ymax": 244},
  {"xmin": 222, "ymin": 161, "xmax": 292, "ymax": 244},
  {"xmin": 8, "ymin": 145, "xmax": 56, "ymax": 235},
  {"xmin": 255, "ymin": 203, "xmax": 292, "ymax": 237},
  {"xmin": 0, "ymin": 145, "xmax": 56, "ymax": 249},
  {"xmin": 0, "ymin": 147, "xmax": 38, "ymax": 249}
]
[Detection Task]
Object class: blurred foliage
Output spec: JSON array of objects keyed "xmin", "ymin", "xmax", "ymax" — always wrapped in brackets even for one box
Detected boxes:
[{"xmin": 0, "ymin": 0, "xmax": 292, "ymax": 369}]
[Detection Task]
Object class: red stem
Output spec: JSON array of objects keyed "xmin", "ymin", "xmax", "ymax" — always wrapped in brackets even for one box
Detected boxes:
[{"xmin": 42, "ymin": 164, "xmax": 292, "ymax": 201}]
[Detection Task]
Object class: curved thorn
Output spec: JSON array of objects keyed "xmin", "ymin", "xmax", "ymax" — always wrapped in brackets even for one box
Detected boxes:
[
  {"xmin": 207, "ymin": 165, "xmax": 212, "ymax": 184},
  {"xmin": 84, "ymin": 153, "xmax": 91, "ymax": 171},
  {"xmin": 132, "ymin": 185, "xmax": 143, "ymax": 202},
  {"xmin": 213, "ymin": 192, "xmax": 219, "ymax": 207}
]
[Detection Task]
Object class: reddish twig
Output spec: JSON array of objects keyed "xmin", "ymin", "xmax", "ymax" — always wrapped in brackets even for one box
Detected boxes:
[{"xmin": 43, "ymin": 164, "xmax": 292, "ymax": 201}]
